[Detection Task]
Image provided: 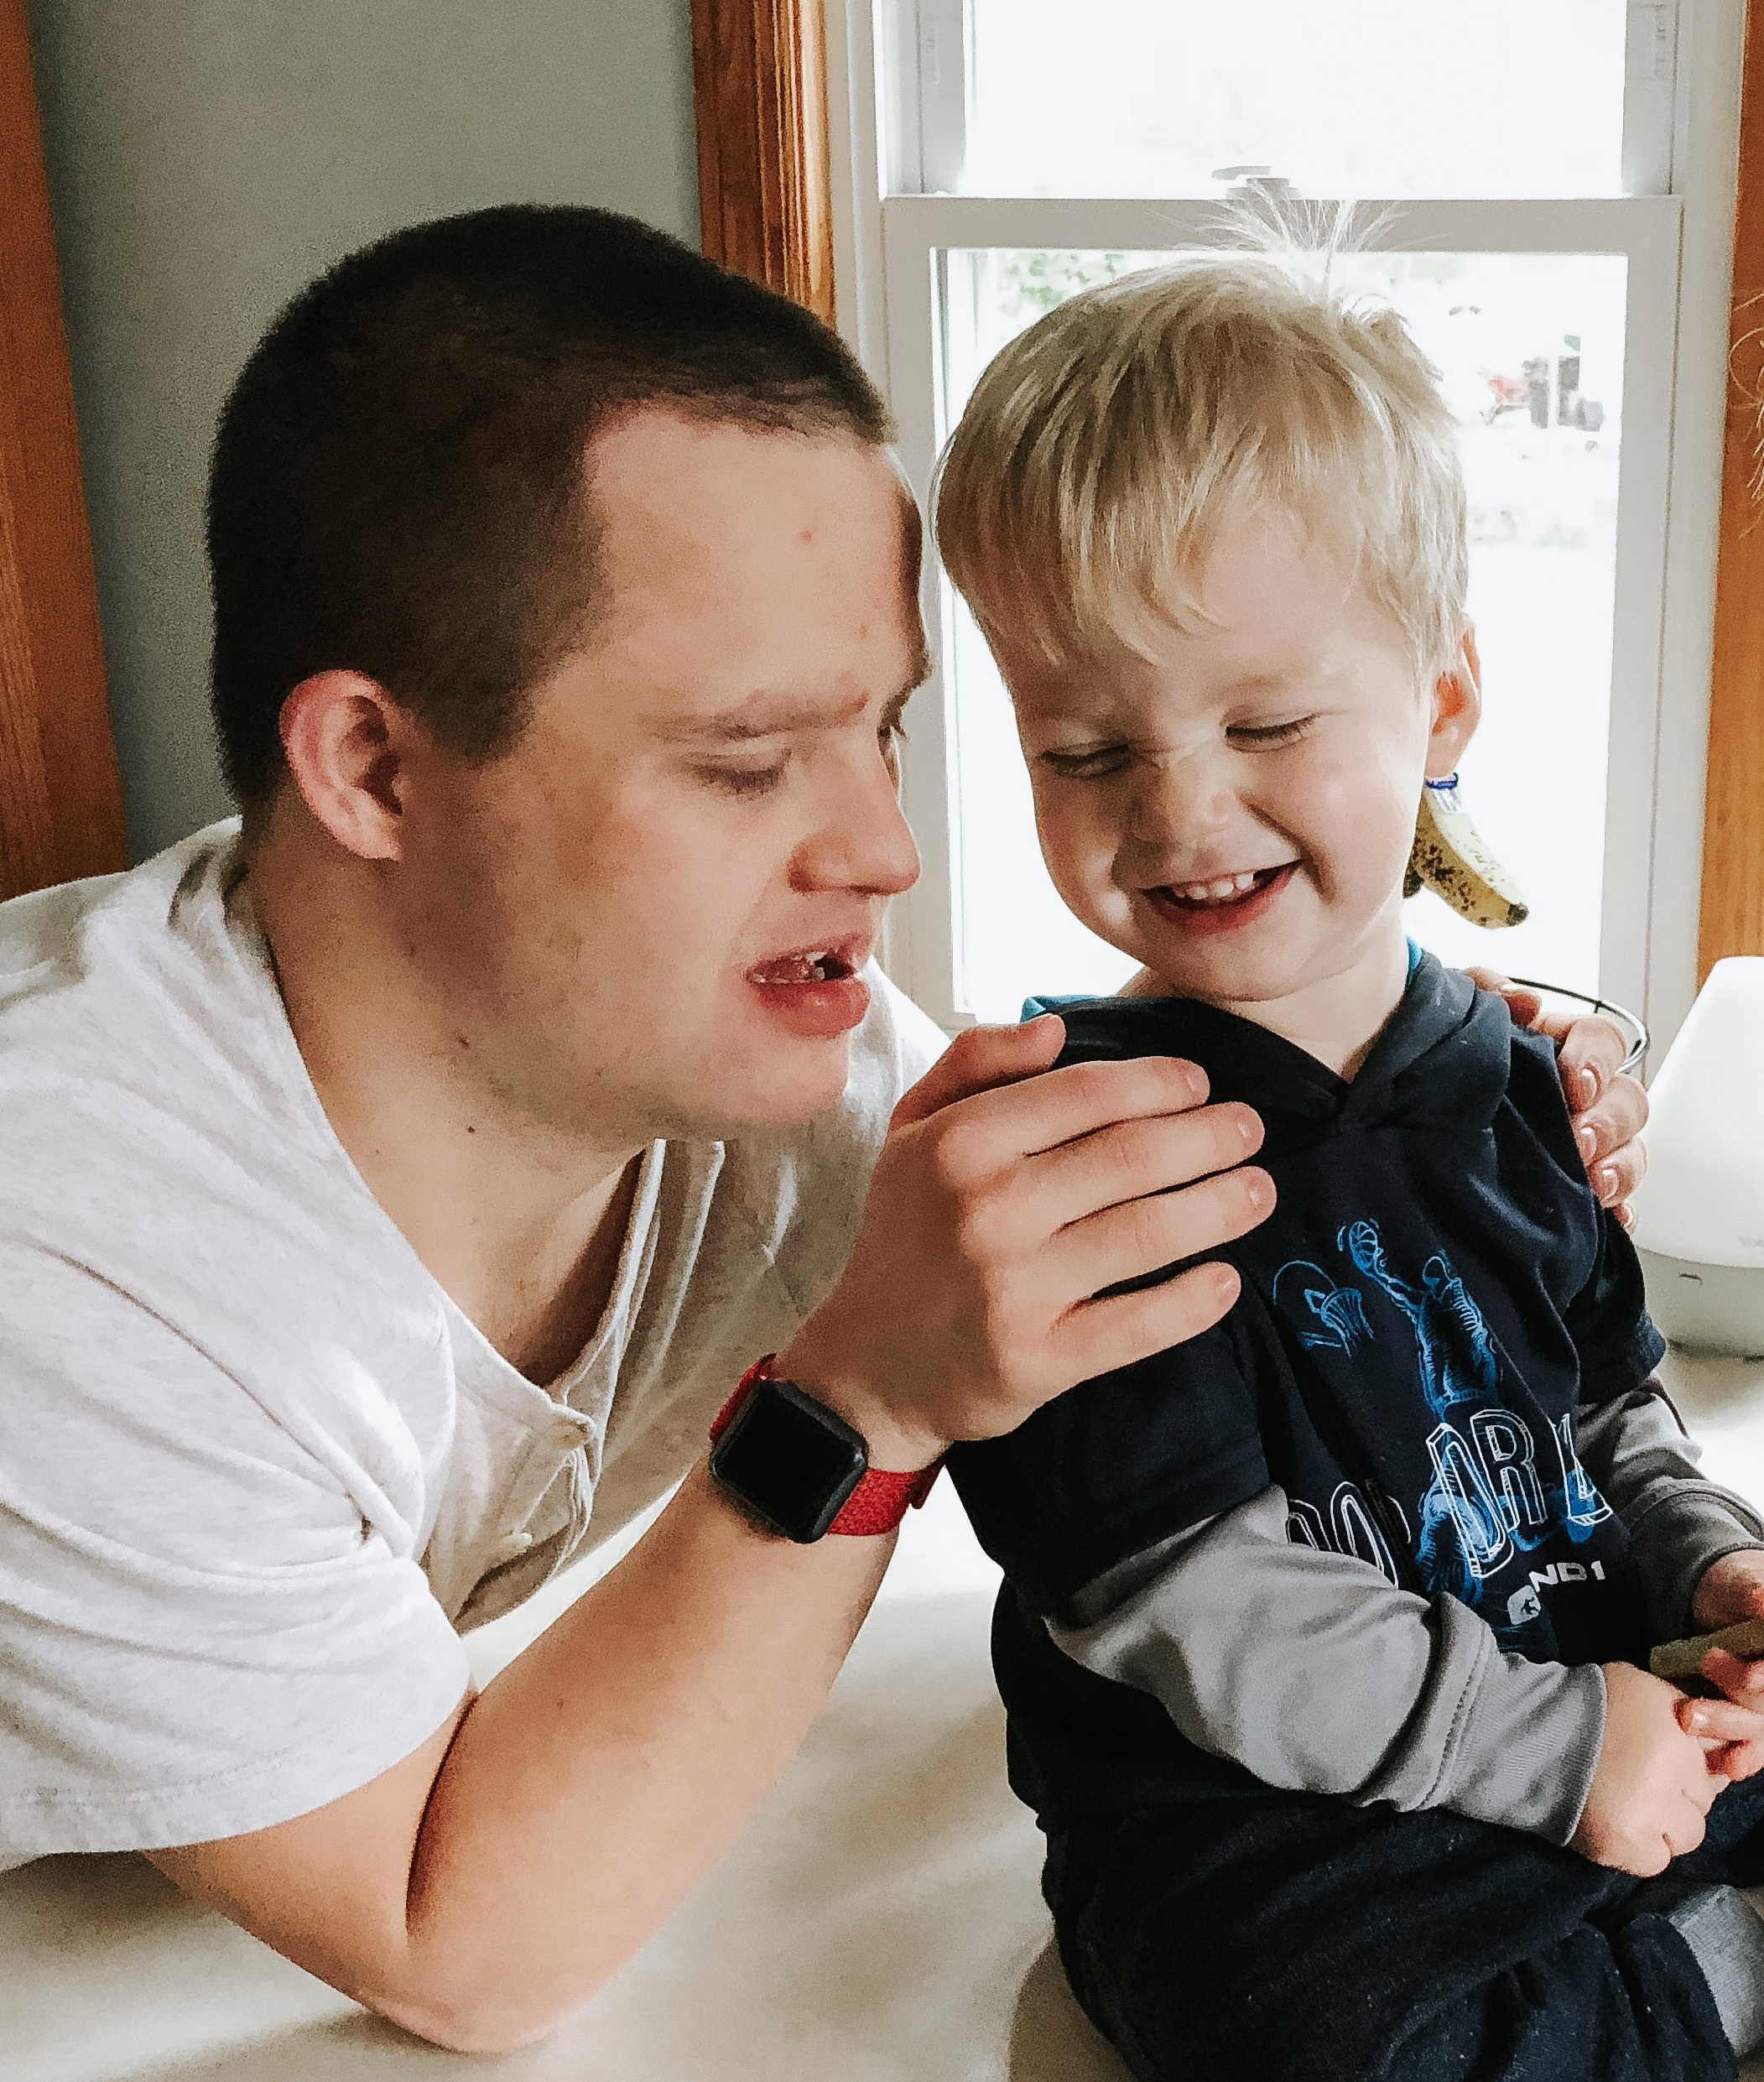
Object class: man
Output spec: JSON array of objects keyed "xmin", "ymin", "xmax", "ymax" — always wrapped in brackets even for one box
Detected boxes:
[{"xmin": 0, "ymin": 206, "xmax": 1644, "ymax": 2053}]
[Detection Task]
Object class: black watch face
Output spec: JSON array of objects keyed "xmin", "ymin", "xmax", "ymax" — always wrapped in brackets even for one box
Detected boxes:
[{"xmin": 710, "ymin": 1380, "xmax": 867, "ymax": 1543}]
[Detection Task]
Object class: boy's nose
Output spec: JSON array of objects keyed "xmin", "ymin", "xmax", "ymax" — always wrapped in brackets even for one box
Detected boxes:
[{"xmin": 1129, "ymin": 752, "xmax": 1239, "ymax": 859}]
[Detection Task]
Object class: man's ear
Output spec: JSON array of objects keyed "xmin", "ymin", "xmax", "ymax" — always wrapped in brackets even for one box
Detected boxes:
[
  {"xmin": 1426, "ymin": 624, "xmax": 1483, "ymax": 780},
  {"xmin": 278, "ymin": 671, "xmax": 414, "ymax": 863}
]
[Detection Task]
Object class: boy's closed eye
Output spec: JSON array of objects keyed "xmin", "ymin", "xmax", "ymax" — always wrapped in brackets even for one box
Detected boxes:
[
  {"xmin": 1226, "ymin": 715, "xmax": 1319, "ymax": 749},
  {"xmin": 1036, "ymin": 713, "xmax": 1320, "ymax": 780}
]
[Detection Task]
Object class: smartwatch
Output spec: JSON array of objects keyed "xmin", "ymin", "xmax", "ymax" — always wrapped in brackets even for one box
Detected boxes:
[{"xmin": 709, "ymin": 1355, "xmax": 942, "ymax": 1542}]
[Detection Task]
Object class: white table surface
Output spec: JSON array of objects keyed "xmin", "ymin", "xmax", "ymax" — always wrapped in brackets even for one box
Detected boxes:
[{"xmin": 8, "ymin": 1353, "xmax": 1764, "ymax": 2082}]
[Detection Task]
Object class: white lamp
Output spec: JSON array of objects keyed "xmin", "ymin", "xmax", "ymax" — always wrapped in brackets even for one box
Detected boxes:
[{"xmin": 1632, "ymin": 957, "xmax": 1764, "ymax": 1356}]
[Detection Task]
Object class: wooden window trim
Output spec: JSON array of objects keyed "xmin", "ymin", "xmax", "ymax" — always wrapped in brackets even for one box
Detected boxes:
[
  {"xmin": 0, "ymin": 0, "xmax": 125, "ymax": 901},
  {"xmin": 1703, "ymin": 0, "xmax": 1764, "ymax": 975},
  {"xmin": 691, "ymin": 0, "xmax": 836, "ymax": 326}
]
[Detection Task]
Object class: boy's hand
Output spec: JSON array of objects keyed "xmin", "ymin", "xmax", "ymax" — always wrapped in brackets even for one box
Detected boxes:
[
  {"xmin": 1573, "ymin": 1662, "xmax": 1725, "ymax": 1876},
  {"xmin": 1465, "ymin": 970, "xmax": 1647, "ymax": 1226},
  {"xmin": 1677, "ymin": 1552, "xmax": 1764, "ymax": 1778}
]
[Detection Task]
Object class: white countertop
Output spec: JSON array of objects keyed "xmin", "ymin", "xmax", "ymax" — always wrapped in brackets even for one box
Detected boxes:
[{"xmin": 8, "ymin": 1354, "xmax": 1764, "ymax": 2082}]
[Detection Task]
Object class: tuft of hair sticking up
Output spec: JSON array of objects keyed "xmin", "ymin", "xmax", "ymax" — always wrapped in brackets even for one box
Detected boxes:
[{"xmin": 934, "ymin": 205, "xmax": 1467, "ymax": 682}]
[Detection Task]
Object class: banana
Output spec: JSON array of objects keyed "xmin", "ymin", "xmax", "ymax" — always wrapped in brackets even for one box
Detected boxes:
[{"xmin": 1404, "ymin": 774, "xmax": 1529, "ymax": 929}]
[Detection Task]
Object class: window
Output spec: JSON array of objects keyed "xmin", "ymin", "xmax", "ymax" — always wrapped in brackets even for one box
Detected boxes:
[{"xmin": 823, "ymin": 0, "xmax": 1744, "ymax": 1049}]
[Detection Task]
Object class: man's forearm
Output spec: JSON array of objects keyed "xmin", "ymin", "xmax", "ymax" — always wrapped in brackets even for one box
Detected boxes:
[{"xmin": 154, "ymin": 1463, "xmax": 895, "ymax": 2052}]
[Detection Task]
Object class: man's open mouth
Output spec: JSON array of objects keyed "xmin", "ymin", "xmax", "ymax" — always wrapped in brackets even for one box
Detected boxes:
[{"xmin": 747, "ymin": 943, "xmax": 863, "ymax": 987}]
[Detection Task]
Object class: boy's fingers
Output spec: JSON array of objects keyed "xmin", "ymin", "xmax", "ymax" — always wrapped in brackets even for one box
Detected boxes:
[
  {"xmin": 1684, "ymin": 1695, "xmax": 1764, "ymax": 1744},
  {"xmin": 1700, "ymin": 1647, "xmax": 1764, "ymax": 1702}
]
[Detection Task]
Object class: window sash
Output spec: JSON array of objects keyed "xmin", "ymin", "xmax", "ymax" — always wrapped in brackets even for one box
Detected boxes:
[
  {"xmin": 813, "ymin": 0, "xmax": 1748, "ymax": 1053},
  {"xmin": 877, "ymin": 195, "xmax": 1683, "ymax": 1035},
  {"xmin": 884, "ymin": 0, "xmax": 1683, "ymax": 203}
]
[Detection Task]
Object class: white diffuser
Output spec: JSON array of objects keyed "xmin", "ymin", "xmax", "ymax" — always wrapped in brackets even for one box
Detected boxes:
[{"xmin": 1633, "ymin": 956, "xmax": 1764, "ymax": 1356}]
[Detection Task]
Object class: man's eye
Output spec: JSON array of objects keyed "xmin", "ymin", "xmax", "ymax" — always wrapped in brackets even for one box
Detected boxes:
[
  {"xmin": 1040, "ymin": 744, "xmax": 1132, "ymax": 780},
  {"xmin": 699, "ymin": 760, "xmax": 788, "ymax": 798},
  {"xmin": 1229, "ymin": 716, "xmax": 1316, "ymax": 748}
]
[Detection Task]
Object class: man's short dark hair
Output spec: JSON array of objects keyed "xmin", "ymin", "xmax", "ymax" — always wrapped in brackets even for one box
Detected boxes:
[{"xmin": 207, "ymin": 205, "xmax": 895, "ymax": 805}]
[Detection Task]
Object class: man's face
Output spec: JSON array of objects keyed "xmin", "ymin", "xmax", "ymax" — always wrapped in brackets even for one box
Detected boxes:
[
  {"xmin": 394, "ymin": 413, "xmax": 926, "ymax": 1146},
  {"xmin": 1003, "ymin": 505, "xmax": 1470, "ymax": 1014}
]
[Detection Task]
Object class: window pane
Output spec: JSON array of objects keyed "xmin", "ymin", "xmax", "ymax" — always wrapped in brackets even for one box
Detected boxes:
[
  {"xmin": 951, "ymin": 0, "xmax": 1627, "ymax": 200},
  {"xmin": 939, "ymin": 248, "xmax": 1626, "ymax": 1021}
]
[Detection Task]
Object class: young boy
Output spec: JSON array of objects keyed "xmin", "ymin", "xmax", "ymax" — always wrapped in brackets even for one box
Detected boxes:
[{"xmin": 933, "ymin": 253, "xmax": 1764, "ymax": 2082}]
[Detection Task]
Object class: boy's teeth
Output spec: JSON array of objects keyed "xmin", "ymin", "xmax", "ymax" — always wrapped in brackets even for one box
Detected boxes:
[{"xmin": 1169, "ymin": 870, "xmax": 1262, "ymax": 903}]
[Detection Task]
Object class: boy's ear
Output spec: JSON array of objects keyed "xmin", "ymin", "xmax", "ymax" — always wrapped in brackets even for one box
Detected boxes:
[{"xmin": 1426, "ymin": 625, "xmax": 1482, "ymax": 779}]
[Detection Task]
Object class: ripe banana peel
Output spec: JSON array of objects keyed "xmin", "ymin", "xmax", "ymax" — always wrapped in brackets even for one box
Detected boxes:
[{"xmin": 1403, "ymin": 776, "xmax": 1529, "ymax": 930}]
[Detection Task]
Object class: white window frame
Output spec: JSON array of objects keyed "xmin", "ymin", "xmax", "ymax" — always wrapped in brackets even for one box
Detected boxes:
[{"xmin": 823, "ymin": 0, "xmax": 1746, "ymax": 1051}]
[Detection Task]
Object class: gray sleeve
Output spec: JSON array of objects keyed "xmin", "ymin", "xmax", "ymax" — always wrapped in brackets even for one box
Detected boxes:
[
  {"xmin": 1578, "ymin": 1381, "xmax": 1764, "ymax": 1640},
  {"xmin": 1047, "ymin": 1486, "xmax": 1605, "ymax": 1845}
]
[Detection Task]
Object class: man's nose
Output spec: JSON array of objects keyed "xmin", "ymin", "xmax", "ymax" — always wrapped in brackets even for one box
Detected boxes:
[{"xmin": 794, "ymin": 752, "xmax": 921, "ymax": 896}]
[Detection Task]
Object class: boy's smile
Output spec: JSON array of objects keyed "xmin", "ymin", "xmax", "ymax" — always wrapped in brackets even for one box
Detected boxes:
[
  {"xmin": 1149, "ymin": 861, "xmax": 1300, "ymax": 934},
  {"xmin": 1001, "ymin": 507, "xmax": 1480, "ymax": 1076}
]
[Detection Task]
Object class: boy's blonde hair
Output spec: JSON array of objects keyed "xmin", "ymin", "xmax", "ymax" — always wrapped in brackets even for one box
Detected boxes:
[{"xmin": 934, "ymin": 250, "xmax": 1467, "ymax": 679}]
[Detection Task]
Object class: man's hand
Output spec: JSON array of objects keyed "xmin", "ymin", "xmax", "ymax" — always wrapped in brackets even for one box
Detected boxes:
[
  {"xmin": 1573, "ymin": 1661, "xmax": 1726, "ymax": 1875},
  {"xmin": 1676, "ymin": 1552, "xmax": 1764, "ymax": 1779},
  {"xmin": 1466, "ymin": 971, "xmax": 1647, "ymax": 1225},
  {"xmin": 780, "ymin": 1016, "xmax": 1272, "ymax": 1468}
]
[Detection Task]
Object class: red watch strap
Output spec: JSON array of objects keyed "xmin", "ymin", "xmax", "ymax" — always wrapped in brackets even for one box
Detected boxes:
[{"xmin": 710, "ymin": 1356, "xmax": 943, "ymax": 1536}]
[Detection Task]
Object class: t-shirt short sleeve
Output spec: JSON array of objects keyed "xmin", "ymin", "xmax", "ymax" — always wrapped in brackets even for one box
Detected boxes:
[
  {"xmin": 946, "ymin": 1325, "xmax": 1268, "ymax": 1615},
  {"xmin": 0, "ymin": 1243, "xmax": 471, "ymax": 1869}
]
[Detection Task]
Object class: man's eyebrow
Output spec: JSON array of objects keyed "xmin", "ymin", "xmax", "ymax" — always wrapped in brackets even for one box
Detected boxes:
[{"xmin": 657, "ymin": 653, "xmax": 932, "ymax": 743}]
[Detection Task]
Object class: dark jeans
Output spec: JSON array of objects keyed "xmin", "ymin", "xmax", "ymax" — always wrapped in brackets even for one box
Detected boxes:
[{"xmin": 1048, "ymin": 1772, "xmax": 1764, "ymax": 2082}]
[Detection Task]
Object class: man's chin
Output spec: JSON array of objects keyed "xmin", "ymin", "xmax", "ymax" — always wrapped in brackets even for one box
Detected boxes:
[{"xmin": 665, "ymin": 1033, "xmax": 856, "ymax": 1140}]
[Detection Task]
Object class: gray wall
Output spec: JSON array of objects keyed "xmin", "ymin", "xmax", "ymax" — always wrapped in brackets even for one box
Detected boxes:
[{"xmin": 27, "ymin": 0, "xmax": 700, "ymax": 859}]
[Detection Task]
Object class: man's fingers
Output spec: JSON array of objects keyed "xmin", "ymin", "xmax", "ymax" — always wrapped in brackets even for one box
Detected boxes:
[
  {"xmin": 927, "ymin": 1051, "xmax": 1217, "ymax": 1174},
  {"xmin": 1465, "ymin": 967, "xmax": 1540, "ymax": 1028},
  {"xmin": 1574, "ymin": 1072, "xmax": 1647, "ymax": 1169},
  {"xmin": 1053, "ymin": 1260, "xmax": 1244, "ymax": 1379},
  {"xmin": 892, "ymin": 1017, "xmax": 1067, "ymax": 1128},
  {"xmin": 1553, "ymin": 1010, "xmax": 1630, "ymax": 1094},
  {"xmin": 1033, "ymin": 1101, "xmax": 1266, "ymax": 1236},
  {"xmin": 1058, "ymin": 1158, "xmax": 1276, "ymax": 1300}
]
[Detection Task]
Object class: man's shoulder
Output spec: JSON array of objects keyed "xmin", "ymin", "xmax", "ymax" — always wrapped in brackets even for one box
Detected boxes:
[
  {"xmin": 0, "ymin": 825, "xmax": 414, "ymax": 1323},
  {"xmin": 1, "ymin": 820, "xmax": 249, "ymax": 1065}
]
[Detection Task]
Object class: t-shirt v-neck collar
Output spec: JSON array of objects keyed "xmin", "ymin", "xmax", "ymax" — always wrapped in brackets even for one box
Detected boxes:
[{"xmin": 439, "ymin": 1140, "xmax": 669, "ymax": 1415}]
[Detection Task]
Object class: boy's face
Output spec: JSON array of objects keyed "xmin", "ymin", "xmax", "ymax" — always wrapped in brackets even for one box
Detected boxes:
[{"xmin": 999, "ymin": 505, "xmax": 1479, "ymax": 1015}]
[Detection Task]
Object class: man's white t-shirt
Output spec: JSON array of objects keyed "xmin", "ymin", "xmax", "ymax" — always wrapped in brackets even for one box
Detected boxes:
[{"xmin": 0, "ymin": 824, "xmax": 944, "ymax": 1870}]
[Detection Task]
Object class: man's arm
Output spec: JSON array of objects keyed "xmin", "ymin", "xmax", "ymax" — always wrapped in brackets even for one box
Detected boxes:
[{"xmin": 149, "ymin": 1018, "xmax": 1272, "ymax": 2052}]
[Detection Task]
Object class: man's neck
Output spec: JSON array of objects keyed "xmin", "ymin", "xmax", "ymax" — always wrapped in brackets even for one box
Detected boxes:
[{"xmin": 248, "ymin": 823, "xmax": 644, "ymax": 1386}]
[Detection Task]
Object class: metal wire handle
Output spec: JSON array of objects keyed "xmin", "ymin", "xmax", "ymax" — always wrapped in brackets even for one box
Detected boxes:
[{"xmin": 1505, "ymin": 978, "xmax": 1650, "ymax": 1077}]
